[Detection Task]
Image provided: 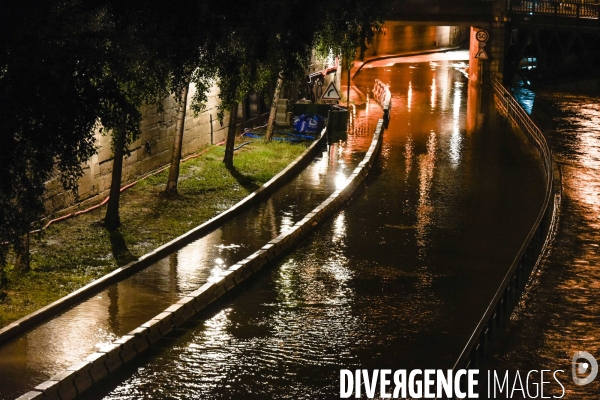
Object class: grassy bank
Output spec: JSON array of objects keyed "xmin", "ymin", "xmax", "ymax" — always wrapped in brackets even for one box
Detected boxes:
[{"xmin": 0, "ymin": 140, "xmax": 308, "ymax": 328}]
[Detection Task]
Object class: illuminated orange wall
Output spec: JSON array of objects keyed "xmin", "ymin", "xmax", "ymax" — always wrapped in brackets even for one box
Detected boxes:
[
  {"xmin": 468, "ymin": 26, "xmax": 483, "ymax": 85},
  {"xmin": 363, "ymin": 23, "xmax": 468, "ymax": 58}
]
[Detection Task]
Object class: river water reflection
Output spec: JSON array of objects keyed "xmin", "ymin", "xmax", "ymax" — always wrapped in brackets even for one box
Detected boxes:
[
  {"xmin": 484, "ymin": 89, "xmax": 600, "ymax": 398},
  {"xmin": 90, "ymin": 52, "xmax": 545, "ymax": 399},
  {"xmin": 0, "ymin": 107, "xmax": 376, "ymax": 399}
]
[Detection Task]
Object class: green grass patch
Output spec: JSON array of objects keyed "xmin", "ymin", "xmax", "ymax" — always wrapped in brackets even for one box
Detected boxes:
[{"xmin": 0, "ymin": 139, "xmax": 308, "ymax": 328}]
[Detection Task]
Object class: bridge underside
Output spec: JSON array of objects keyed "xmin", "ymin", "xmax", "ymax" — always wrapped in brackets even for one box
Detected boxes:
[
  {"xmin": 363, "ymin": 23, "xmax": 470, "ymax": 59},
  {"xmin": 382, "ymin": 0, "xmax": 600, "ymax": 87},
  {"xmin": 383, "ymin": 15, "xmax": 492, "ymax": 25},
  {"xmin": 387, "ymin": 0, "xmax": 494, "ymax": 24}
]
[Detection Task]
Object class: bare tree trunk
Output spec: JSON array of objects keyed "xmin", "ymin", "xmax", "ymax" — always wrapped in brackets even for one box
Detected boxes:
[
  {"xmin": 223, "ymin": 101, "xmax": 239, "ymax": 168},
  {"xmin": 14, "ymin": 232, "xmax": 30, "ymax": 272},
  {"xmin": 105, "ymin": 128, "xmax": 126, "ymax": 231},
  {"xmin": 241, "ymin": 96, "xmax": 247, "ymax": 130},
  {"xmin": 265, "ymin": 75, "xmax": 283, "ymax": 142},
  {"xmin": 165, "ymin": 81, "xmax": 190, "ymax": 195}
]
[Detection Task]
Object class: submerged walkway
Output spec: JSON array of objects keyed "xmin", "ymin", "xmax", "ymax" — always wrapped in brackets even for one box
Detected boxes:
[
  {"xmin": 85, "ymin": 51, "xmax": 547, "ymax": 399},
  {"xmin": 0, "ymin": 118, "xmax": 379, "ymax": 398}
]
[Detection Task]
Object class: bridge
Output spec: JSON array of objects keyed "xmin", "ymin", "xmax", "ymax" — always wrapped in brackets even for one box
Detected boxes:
[
  {"xmin": 388, "ymin": 0, "xmax": 600, "ymax": 22},
  {"xmin": 380, "ymin": 0, "xmax": 600, "ymax": 86}
]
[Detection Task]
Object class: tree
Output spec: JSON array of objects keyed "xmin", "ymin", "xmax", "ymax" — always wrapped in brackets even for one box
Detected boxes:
[
  {"xmin": 264, "ymin": 75, "xmax": 284, "ymax": 142},
  {"xmin": 98, "ymin": 4, "xmax": 171, "ymax": 231},
  {"xmin": 216, "ymin": 50, "xmax": 251, "ymax": 168},
  {"xmin": 313, "ymin": 0, "xmax": 388, "ymax": 95},
  {"xmin": 163, "ymin": 66, "xmax": 216, "ymax": 194},
  {"xmin": 99, "ymin": 0, "xmax": 217, "ymax": 226},
  {"xmin": 212, "ymin": 31, "xmax": 263, "ymax": 167},
  {"xmin": 165, "ymin": 79, "xmax": 190, "ymax": 195},
  {"xmin": 0, "ymin": 0, "xmax": 111, "ymax": 269},
  {"xmin": 221, "ymin": 0, "xmax": 389, "ymax": 143},
  {"xmin": 223, "ymin": 102, "xmax": 240, "ymax": 169},
  {"xmin": 0, "ymin": 0, "xmax": 219, "ymax": 242},
  {"xmin": 211, "ymin": 0, "xmax": 316, "ymax": 160},
  {"xmin": 0, "ymin": 0, "xmax": 173, "ymax": 245},
  {"xmin": 158, "ymin": 0, "xmax": 219, "ymax": 194},
  {"xmin": 0, "ymin": 0, "xmax": 389, "ymax": 272}
]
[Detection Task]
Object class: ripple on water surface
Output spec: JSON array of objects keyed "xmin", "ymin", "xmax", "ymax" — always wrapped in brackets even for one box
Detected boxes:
[
  {"xmin": 485, "ymin": 91, "xmax": 600, "ymax": 398},
  {"xmin": 95, "ymin": 55, "xmax": 546, "ymax": 399},
  {"xmin": 0, "ymin": 115, "xmax": 377, "ymax": 399}
]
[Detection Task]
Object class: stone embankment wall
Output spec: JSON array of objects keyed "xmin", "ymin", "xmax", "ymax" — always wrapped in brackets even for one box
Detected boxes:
[{"xmin": 43, "ymin": 83, "xmax": 231, "ymax": 214}]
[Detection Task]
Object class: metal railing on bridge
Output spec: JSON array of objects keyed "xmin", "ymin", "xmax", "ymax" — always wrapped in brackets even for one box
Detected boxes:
[
  {"xmin": 442, "ymin": 77, "xmax": 559, "ymax": 398},
  {"xmin": 509, "ymin": 0, "xmax": 600, "ymax": 19}
]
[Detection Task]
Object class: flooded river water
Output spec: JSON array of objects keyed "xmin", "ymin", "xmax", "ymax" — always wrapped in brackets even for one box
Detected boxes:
[
  {"xmin": 0, "ymin": 109, "xmax": 374, "ymax": 399},
  {"xmin": 74, "ymin": 51, "xmax": 546, "ymax": 399},
  {"xmin": 484, "ymin": 88, "xmax": 600, "ymax": 399}
]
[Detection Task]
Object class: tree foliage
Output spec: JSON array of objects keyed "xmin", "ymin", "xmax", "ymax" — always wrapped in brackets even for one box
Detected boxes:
[
  {"xmin": 1, "ymin": 0, "xmax": 106, "ymax": 264},
  {"xmin": 0, "ymin": 0, "xmax": 388, "ymax": 270}
]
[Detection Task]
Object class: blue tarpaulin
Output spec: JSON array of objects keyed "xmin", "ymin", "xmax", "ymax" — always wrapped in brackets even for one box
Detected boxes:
[{"xmin": 293, "ymin": 114, "xmax": 325, "ymax": 134}]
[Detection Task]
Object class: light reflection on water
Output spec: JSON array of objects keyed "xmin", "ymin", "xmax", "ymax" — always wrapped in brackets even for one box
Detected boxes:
[
  {"xmin": 512, "ymin": 84, "xmax": 536, "ymax": 115},
  {"xmin": 416, "ymin": 131, "xmax": 437, "ymax": 255},
  {"xmin": 93, "ymin": 55, "xmax": 546, "ymax": 399},
  {"xmin": 0, "ymin": 110, "xmax": 379, "ymax": 399},
  {"xmin": 485, "ymin": 91, "xmax": 600, "ymax": 398},
  {"xmin": 408, "ymin": 81, "xmax": 413, "ymax": 112},
  {"xmin": 449, "ymin": 81, "xmax": 463, "ymax": 168},
  {"xmin": 431, "ymin": 75, "xmax": 437, "ymax": 110},
  {"xmin": 404, "ymin": 134, "xmax": 414, "ymax": 182},
  {"xmin": 103, "ymin": 218, "xmax": 362, "ymax": 400}
]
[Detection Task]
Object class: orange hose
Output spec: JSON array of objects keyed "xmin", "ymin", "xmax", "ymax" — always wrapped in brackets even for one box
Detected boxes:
[{"xmin": 33, "ymin": 140, "xmax": 227, "ymax": 233}]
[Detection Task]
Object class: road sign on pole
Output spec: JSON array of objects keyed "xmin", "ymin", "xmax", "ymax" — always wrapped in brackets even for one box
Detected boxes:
[
  {"xmin": 476, "ymin": 29, "xmax": 489, "ymax": 43},
  {"xmin": 475, "ymin": 45, "xmax": 489, "ymax": 60},
  {"xmin": 321, "ymin": 82, "xmax": 341, "ymax": 100}
]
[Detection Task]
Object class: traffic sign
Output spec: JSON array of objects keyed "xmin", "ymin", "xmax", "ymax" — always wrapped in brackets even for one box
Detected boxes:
[
  {"xmin": 475, "ymin": 45, "xmax": 489, "ymax": 59},
  {"xmin": 476, "ymin": 29, "xmax": 489, "ymax": 43},
  {"xmin": 321, "ymin": 82, "xmax": 341, "ymax": 100}
]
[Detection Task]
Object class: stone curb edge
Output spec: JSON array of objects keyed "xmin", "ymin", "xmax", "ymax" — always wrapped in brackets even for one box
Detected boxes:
[
  {"xmin": 17, "ymin": 118, "xmax": 386, "ymax": 400},
  {"xmin": 0, "ymin": 131, "xmax": 328, "ymax": 347}
]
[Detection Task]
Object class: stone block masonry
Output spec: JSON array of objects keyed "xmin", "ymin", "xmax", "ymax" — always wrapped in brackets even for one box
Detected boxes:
[
  {"xmin": 43, "ymin": 82, "xmax": 230, "ymax": 214},
  {"xmin": 16, "ymin": 115, "xmax": 387, "ymax": 400}
]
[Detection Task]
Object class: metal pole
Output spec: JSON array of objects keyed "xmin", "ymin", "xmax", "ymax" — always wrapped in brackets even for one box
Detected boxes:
[
  {"xmin": 209, "ymin": 114, "xmax": 214, "ymax": 145},
  {"xmin": 347, "ymin": 64, "xmax": 351, "ymax": 106}
]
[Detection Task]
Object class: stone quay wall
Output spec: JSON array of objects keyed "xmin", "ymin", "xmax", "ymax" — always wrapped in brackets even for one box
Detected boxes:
[{"xmin": 43, "ymin": 82, "xmax": 231, "ymax": 215}]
